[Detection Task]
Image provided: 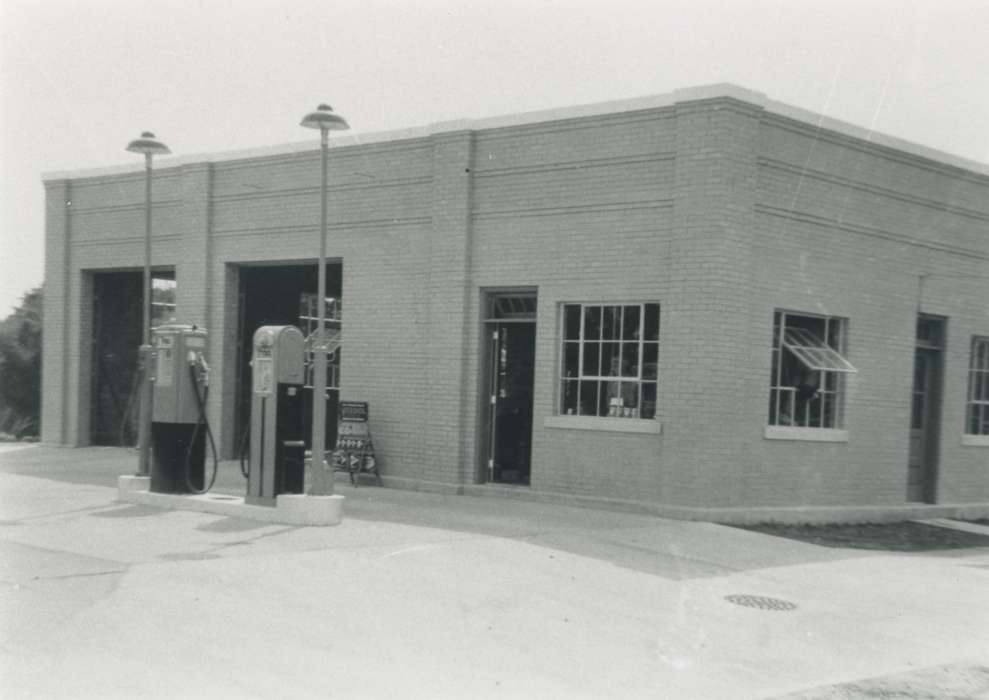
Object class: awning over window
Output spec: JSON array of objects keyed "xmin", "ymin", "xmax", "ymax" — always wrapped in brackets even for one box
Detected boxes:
[{"xmin": 783, "ymin": 328, "xmax": 858, "ymax": 373}]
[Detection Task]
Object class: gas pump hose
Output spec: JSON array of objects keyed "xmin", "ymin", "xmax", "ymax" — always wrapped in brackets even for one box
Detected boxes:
[
  {"xmin": 184, "ymin": 364, "xmax": 219, "ymax": 494},
  {"xmin": 238, "ymin": 425, "xmax": 250, "ymax": 479}
]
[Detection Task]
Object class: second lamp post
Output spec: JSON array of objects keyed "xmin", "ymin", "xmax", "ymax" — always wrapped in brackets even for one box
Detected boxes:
[{"xmin": 300, "ymin": 104, "xmax": 349, "ymax": 495}]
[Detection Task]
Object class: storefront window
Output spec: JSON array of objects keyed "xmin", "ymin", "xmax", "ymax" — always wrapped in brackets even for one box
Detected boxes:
[
  {"xmin": 768, "ymin": 310, "xmax": 856, "ymax": 429},
  {"xmin": 559, "ymin": 303, "xmax": 659, "ymax": 419},
  {"xmin": 966, "ymin": 336, "xmax": 989, "ymax": 436}
]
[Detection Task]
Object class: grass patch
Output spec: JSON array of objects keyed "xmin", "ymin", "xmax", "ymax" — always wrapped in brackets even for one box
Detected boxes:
[{"xmin": 735, "ymin": 521, "xmax": 989, "ymax": 552}]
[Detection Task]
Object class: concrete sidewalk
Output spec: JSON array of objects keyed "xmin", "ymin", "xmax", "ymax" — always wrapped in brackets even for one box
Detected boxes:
[{"xmin": 2, "ymin": 446, "xmax": 988, "ymax": 699}]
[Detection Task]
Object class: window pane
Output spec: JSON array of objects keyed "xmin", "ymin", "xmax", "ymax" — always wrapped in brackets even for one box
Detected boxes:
[
  {"xmin": 776, "ymin": 389, "xmax": 794, "ymax": 425},
  {"xmin": 563, "ymin": 342, "xmax": 579, "ymax": 378},
  {"xmin": 564, "ymin": 305, "xmax": 581, "ymax": 340},
  {"xmin": 621, "ymin": 382, "xmax": 639, "ymax": 410},
  {"xmin": 822, "ymin": 393, "xmax": 835, "ymax": 428},
  {"xmin": 599, "ymin": 381, "xmax": 613, "ymax": 417},
  {"xmin": 911, "ymin": 394, "xmax": 924, "ymax": 430},
  {"xmin": 622, "ymin": 305, "xmax": 640, "ymax": 340},
  {"xmin": 827, "ymin": 317, "xmax": 841, "ymax": 350},
  {"xmin": 601, "ymin": 342, "xmax": 620, "ymax": 376},
  {"xmin": 913, "ymin": 356, "xmax": 927, "ymax": 392},
  {"xmin": 584, "ymin": 306, "xmax": 601, "ymax": 340},
  {"xmin": 583, "ymin": 342, "xmax": 600, "ymax": 376},
  {"xmin": 602, "ymin": 306, "xmax": 621, "ymax": 340},
  {"xmin": 621, "ymin": 342, "xmax": 638, "ymax": 377},
  {"xmin": 561, "ymin": 379, "xmax": 579, "ymax": 415},
  {"xmin": 643, "ymin": 304, "xmax": 659, "ymax": 341},
  {"xmin": 643, "ymin": 343, "xmax": 658, "ymax": 380},
  {"xmin": 788, "ymin": 313, "xmax": 826, "ymax": 338},
  {"xmin": 641, "ymin": 382, "xmax": 656, "ymax": 419},
  {"xmin": 579, "ymin": 380, "xmax": 599, "ymax": 416}
]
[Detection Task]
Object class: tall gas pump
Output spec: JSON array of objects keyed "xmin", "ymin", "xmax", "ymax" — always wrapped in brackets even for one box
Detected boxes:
[
  {"xmin": 150, "ymin": 324, "xmax": 216, "ymax": 493},
  {"xmin": 246, "ymin": 326, "xmax": 307, "ymax": 506}
]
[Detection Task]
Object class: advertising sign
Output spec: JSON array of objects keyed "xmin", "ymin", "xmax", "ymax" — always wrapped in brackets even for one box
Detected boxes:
[{"xmin": 332, "ymin": 401, "xmax": 380, "ymax": 485}]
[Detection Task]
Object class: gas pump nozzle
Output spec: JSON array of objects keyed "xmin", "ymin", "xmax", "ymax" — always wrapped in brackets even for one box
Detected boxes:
[{"xmin": 187, "ymin": 351, "xmax": 210, "ymax": 386}]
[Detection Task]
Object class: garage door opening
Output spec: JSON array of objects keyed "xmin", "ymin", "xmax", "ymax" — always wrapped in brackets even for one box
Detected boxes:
[
  {"xmin": 235, "ymin": 263, "xmax": 342, "ymax": 455},
  {"xmin": 90, "ymin": 269, "xmax": 175, "ymax": 446}
]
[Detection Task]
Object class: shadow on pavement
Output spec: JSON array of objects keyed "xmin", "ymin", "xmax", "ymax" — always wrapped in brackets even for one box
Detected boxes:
[{"xmin": 3, "ymin": 446, "xmax": 868, "ymax": 581}]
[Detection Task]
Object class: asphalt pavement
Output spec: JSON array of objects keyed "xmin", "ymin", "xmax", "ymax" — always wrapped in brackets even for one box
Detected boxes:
[{"xmin": 1, "ymin": 445, "xmax": 988, "ymax": 699}]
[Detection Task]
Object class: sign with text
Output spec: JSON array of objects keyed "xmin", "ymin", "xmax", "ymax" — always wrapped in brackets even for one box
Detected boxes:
[
  {"xmin": 339, "ymin": 401, "xmax": 368, "ymax": 423},
  {"xmin": 332, "ymin": 401, "xmax": 380, "ymax": 485}
]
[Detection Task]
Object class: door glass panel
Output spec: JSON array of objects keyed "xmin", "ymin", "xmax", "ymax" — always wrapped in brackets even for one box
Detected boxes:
[{"xmin": 491, "ymin": 320, "xmax": 536, "ymax": 485}]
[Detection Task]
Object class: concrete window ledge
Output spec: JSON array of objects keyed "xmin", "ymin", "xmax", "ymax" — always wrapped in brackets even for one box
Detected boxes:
[
  {"xmin": 961, "ymin": 434, "xmax": 989, "ymax": 447},
  {"xmin": 764, "ymin": 426, "xmax": 849, "ymax": 442},
  {"xmin": 544, "ymin": 416, "xmax": 662, "ymax": 434}
]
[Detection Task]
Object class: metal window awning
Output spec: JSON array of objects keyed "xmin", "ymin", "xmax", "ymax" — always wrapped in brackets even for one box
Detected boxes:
[{"xmin": 783, "ymin": 328, "xmax": 857, "ymax": 373}]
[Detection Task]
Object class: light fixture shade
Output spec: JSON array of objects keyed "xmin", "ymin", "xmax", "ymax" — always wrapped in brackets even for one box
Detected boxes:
[
  {"xmin": 300, "ymin": 104, "xmax": 349, "ymax": 131},
  {"xmin": 126, "ymin": 132, "xmax": 171, "ymax": 155}
]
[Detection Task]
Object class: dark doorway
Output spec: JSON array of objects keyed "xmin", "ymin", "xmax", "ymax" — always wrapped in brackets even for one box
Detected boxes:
[
  {"xmin": 907, "ymin": 314, "xmax": 946, "ymax": 503},
  {"xmin": 482, "ymin": 293, "xmax": 537, "ymax": 485},
  {"xmin": 90, "ymin": 269, "xmax": 175, "ymax": 445},
  {"xmin": 235, "ymin": 263, "xmax": 342, "ymax": 454}
]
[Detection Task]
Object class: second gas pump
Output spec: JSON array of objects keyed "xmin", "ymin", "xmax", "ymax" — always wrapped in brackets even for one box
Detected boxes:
[{"xmin": 246, "ymin": 325, "xmax": 308, "ymax": 506}]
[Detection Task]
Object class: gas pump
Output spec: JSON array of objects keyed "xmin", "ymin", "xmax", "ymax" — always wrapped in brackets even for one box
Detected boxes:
[
  {"xmin": 150, "ymin": 324, "xmax": 217, "ymax": 494},
  {"xmin": 246, "ymin": 326, "xmax": 307, "ymax": 506}
]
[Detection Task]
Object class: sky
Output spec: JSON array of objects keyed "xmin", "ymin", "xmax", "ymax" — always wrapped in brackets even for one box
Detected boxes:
[{"xmin": 2, "ymin": 0, "xmax": 988, "ymax": 317}]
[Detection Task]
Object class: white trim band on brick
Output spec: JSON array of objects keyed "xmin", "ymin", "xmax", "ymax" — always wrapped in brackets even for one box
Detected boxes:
[
  {"xmin": 42, "ymin": 83, "xmax": 989, "ymax": 183},
  {"xmin": 961, "ymin": 434, "xmax": 989, "ymax": 447},
  {"xmin": 544, "ymin": 416, "xmax": 663, "ymax": 434},
  {"xmin": 764, "ymin": 426, "xmax": 850, "ymax": 442}
]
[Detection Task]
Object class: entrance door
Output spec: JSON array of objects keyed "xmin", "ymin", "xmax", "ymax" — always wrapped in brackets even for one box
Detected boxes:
[
  {"xmin": 907, "ymin": 316, "xmax": 945, "ymax": 503},
  {"xmin": 483, "ymin": 294, "xmax": 537, "ymax": 485}
]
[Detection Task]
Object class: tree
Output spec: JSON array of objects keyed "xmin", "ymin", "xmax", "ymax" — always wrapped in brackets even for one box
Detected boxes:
[{"xmin": 0, "ymin": 287, "xmax": 42, "ymax": 438}]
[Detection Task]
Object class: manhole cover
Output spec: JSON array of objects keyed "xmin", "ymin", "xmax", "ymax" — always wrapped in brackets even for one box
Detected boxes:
[{"xmin": 724, "ymin": 594, "xmax": 797, "ymax": 611}]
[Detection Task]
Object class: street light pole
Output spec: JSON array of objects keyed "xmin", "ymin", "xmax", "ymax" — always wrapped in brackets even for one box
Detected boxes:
[
  {"xmin": 300, "ymin": 104, "xmax": 348, "ymax": 496},
  {"xmin": 126, "ymin": 132, "xmax": 171, "ymax": 476}
]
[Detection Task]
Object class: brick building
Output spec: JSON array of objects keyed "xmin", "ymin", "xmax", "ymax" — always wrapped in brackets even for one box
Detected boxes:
[{"xmin": 41, "ymin": 84, "xmax": 989, "ymax": 521}]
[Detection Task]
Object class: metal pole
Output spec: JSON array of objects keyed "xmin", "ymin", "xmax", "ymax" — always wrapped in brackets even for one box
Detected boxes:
[
  {"xmin": 310, "ymin": 128, "xmax": 331, "ymax": 495},
  {"xmin": 137, "ymin": 153, "xmax": 153, "ymax": 476}
]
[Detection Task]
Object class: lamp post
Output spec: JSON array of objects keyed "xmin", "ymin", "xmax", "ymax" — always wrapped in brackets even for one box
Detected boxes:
[
  {"xmin": 126, "ymin": 131, "xmax": 171, "ymax": 476},
  {"xmin": 300, "ymin": 104, "xmax": 349, "ymax": 495}
]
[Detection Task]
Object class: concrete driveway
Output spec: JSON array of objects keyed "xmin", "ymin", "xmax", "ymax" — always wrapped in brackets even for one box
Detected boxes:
[{"xmin": 1, "ymin": 445, "xmax": 988, "ymax": 699}]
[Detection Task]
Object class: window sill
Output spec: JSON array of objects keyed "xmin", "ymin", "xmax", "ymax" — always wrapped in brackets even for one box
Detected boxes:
[
  {"xmin": 961, "ymin": 435, "xmax": 989, "ymax": 447},
  {"xmin": 764, "ymin": 426, "xmax": 849, "ymax": 442},
  {"xmin": 544, "ymin": 416, "xmax": 662, "ymax": 434}
]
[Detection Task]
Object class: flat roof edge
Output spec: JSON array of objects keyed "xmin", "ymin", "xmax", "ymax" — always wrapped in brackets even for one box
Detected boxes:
[
  {"xmin": 764, "ymin": 98, "xmax": 989, "ymax": 176},
  {"xmin": 42, "ymin": 83, "xmax": 988, "ymax": 181}
]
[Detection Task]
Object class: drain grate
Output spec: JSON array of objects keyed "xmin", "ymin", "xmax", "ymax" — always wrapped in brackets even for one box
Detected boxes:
[{"xmin": 724, "ymin": 594, "xmax": 797, "ymax": 611}]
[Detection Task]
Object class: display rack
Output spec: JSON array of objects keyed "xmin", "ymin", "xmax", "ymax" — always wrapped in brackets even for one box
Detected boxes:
[{"xmin": 298, "ymin": 293, "xmax": 341, "ymax": 390}]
